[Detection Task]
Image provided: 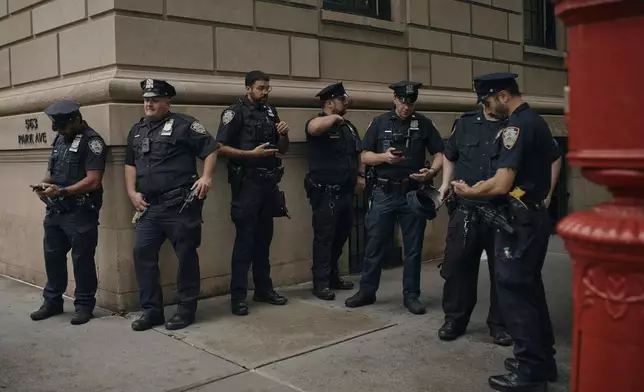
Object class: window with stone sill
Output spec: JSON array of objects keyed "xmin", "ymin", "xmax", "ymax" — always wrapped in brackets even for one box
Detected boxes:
[
  {"xmin": 323, "ymin": 0, "xmax": 392, "ymax": 21},
  {"xmin": 524, "ymin": 0, "xmax": 557, "ymax": 49}
]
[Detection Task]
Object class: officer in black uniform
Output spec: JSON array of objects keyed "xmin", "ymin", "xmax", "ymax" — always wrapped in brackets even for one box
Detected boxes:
[
  {"xmin": 436, "ymin": 74, "xmax": 513, "ymax": 346},
  {"xmin": 451, "ymin": 73, "xmax": 559, "ymax": 391},
  {"xmin": 30, "ymin": 100, "xmax": 107, "ymax": 325},
  {"xmin": 345, "ymin": 81, "xmax": 444, "ymax": 315},
  {"xmin": 305, "ymin": 82, "xmax": 364, "ymax": 300},
  {"xmin": 216, "ymin": 70, "xmax": 290, "ymax": 316},
  {"xmin": 125, "ymin": 79, "xmax": 219, "ymax": 331}
]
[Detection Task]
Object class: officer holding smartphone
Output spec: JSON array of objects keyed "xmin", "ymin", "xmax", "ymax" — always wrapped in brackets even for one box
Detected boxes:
[{"xmin": 345, "ymin": 81, "xmax": 444, "ymax": 314}]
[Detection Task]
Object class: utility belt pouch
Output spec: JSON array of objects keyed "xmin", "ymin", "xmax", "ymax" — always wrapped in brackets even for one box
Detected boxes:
[
  {"xmin": 508, "ymin": 197, "xmax": 530, "ymax": 225},
  {"xmin": 227, "ymin": 162, "xmax": 243, "ymax": 199},
  {"xmin": 272, "ymin": 187, "xmax": 291, "ymax": 219},
  {"xmin": 161, "ymin": 188, "xmax": 186, "ymax": 208}
]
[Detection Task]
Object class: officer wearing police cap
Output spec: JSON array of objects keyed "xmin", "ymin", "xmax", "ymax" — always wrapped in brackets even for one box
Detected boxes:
[
  {"xmin": 345, "ymin": 80, "xmax": 444, "ymax": 315},
  {"xmin": 451, "ymin": 72, "xmax": 559, "ymax": 391},
  {"xmin": 125, "ymin": 78, "xmax": 219, "ymax": 331},
  {"xmin": 305, "ymin": 82, "xmax": 364, "ymax": 300},
  {"xmin": 435, "ymin": 73, "xmax": 517, "ymax": 347},
  {"xmin": 30, "ymin": 100, "xmax": 107, "ymax": 325}
]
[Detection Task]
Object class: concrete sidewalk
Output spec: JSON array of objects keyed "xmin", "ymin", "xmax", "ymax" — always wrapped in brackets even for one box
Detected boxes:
[{"xmin": 0, "ymin": 236, "xmax": 572, "ymax": 392}]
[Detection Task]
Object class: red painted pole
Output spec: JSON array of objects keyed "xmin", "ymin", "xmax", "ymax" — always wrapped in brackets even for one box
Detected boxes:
[{"xmin": 554, "ymin": 1, "xmax": 644, "ymax": 391}]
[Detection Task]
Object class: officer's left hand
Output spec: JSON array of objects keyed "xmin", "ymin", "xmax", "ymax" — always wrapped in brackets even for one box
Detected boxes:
[
  {"xmin": 409, "ymin": 168, "xmax": 434, "ymax": 182},
  {"xmin": 355, "ymin": 176, "xmax": 366, "ymax": 194},
  {"xmin": 276, "ymin": 121, "xmax": 289, "ymax": 135},
  {"xmin": 544, "ymin": 194, "xmax": 552, "ymax": 208},
  {"xmin": 42, "ymin": 184, "xmax": 62, "ymax": 197},
  {"xmin": 192, "ymin": 176, "xmax": 212, "ymax": 200},
  {"xmin": 451, "ymin": 180, "xmax": 473, "ymax": 196}
]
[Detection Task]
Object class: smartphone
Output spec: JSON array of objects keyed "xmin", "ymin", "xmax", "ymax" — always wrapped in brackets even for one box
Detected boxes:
[
  {"xmin": 392, "ymin": 150, "xmax": 404, "ymax": 157},
  {"xmin": 266, "ymin": 144, "xmax": 278, "ymax": 150},
  {"xmin": 30, "ymin": 184, "xmax": 45, "ymax": 191}
]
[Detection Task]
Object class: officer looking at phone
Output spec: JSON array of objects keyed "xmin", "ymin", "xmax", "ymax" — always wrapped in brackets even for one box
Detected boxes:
[
  {"xmin": 216, "ymin": 70, "xmax": 291, "ymax": 316},
  {"xmin": 30, "ymin": 100, "xmax": 107, "ymax": 326},
  {"xmin": 344, "ymin": 81, "xmax": 444, "ymax": 315}
]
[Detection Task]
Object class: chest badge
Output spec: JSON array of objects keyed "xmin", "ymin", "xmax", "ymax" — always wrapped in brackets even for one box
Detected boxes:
[
  {"xmin": 266, "ymin": 106, "xmax": 275, "ymax": 118},
  {"xmin": 160, "ymin": 118, "xmax": 174, "ymax": 136},
  {"xmin": 69, "ymin": 134, "xmax": 82, "ymax": 152},
  {"xmin": 410, "ymin": 120, "xmax": 419, "ymax": 130}
]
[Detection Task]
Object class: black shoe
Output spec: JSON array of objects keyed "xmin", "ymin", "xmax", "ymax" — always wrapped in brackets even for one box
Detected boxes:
[
  {"xmin": 488, "ymin": 372, "xmax": 547, "ymax": 391},
  {"xmin": 504, "ymin": 358, "xmax": 558, "ymax": 383},
  {"xmin": 313, "ymin": 287, "xmax": 336, "ymax": 301},
  {"xmin": 131, "ymin": 313, "xmax": 165, "ymax": 331},
  {"xmin": 492, "ymin": 330, "xmax": 513, "ymax": 347},
  {"xmin": 70, "ymin": 311, "xmax": 94, "ymax": 325},
  {"xmin": 329, "ymin": 278, "xmax": 354, "ymax": 290},
  {"xmin": 344, "ymin": 291, "xmax": 376, "ymax": 308},
  {"xmin": 231, "ymin": 300, "xmax": 249, "ymax": 316},
  {"xmin": 165, "ymin": 313, "xmax": 195, "ymax": 331},
  {"xmin": 30, "ymin": 304, "xmax": 64, "ymax": 321},
  {"xmin": 438, "ymin": 320, "xmax": 466, "ymax": 341},
  {"xmin": 403, "ymin": 297, "xmax": 426, "ymax": 315},
  {"xmin": 253, "ymin": 290, "xmax": 288, "ymax": 305}
]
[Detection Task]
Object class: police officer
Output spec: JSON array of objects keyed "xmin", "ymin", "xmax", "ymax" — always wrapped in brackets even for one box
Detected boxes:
[
  {"xmin": 345, "ymin": 81, "xmax": 444, "ymax": 315},
  {"xmin": 30, "ymin": 100, "xmax": 107, "ymax": 325},
  {"xmin": 436, "ymin": 74, "xmax": 513, "ymax": 346},
  {"xmin": 305, "ymin": 82, "xmax": 364, "ymax": 300},
  {"xmin": 125, "ymin": 79, "xmax": 219, "ymax": 331},
  {"xmin": 451, "ymin": 73, "xmax": 558, "ymax": 391},
  {"xmin": 216, "ymin": 70, "xmax": 290, "ymax": 316}
]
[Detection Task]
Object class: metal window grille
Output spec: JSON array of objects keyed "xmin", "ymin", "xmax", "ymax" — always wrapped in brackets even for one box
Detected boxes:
[
  {"xmin": 323, "ymin": 0, "xmax": 391, "ymax": 21},
  {"xmin": 524, "ymin": 0, "xmax": 557, "ymax": 49}
]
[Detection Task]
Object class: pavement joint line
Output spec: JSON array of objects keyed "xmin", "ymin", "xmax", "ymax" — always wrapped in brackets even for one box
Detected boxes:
[
  {"xmin": 162, "ymin": 370, "xmax": 248, "ymax": 392},
  {"xmin": 251, "ymin": 369, "xmax": 308, "ymax": 392}
]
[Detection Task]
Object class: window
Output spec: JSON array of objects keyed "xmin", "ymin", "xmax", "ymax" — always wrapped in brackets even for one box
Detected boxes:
[
  {"xmin": 524, "ymin": 0, "xmax": 557, "ymax": 49},
  {"xmin": 323, "ymin": 0, "xmax": 391, "ymax": 21}
]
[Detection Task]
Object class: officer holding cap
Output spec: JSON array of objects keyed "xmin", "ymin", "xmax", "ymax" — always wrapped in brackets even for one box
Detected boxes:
[
  {"xmin": 125, "ymin": 79, "xmax": 219, "ymax": 331},
  {"xmin": 304, "ymin": 82, "xmax": 364, "ymax": 300},
  {"xmin": 435, "ymin": 73, "xmax": 515, "ymax": 346},
  {"xmin": 451, "ymin": 73, "xmax": 559, "ymax": 391},
  {"xmin": 30, "ymin": 100, "xmax": 107, "ymax": 325},
  {"xmin": 345, "ymin": 80, "xmax": 444, "ymax": 315}
]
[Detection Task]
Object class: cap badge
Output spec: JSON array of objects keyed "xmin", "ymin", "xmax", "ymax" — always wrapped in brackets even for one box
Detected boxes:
[
  {"xmin": 406, "ymin": 84, "xmax": 414, "ymax": 94},
  {"xmin": 145, "ymin": 79, "xmax": 154, "ymax": 89}
]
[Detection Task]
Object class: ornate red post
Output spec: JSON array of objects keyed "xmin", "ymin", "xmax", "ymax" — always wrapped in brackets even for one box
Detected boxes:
[{"xmin": 554, "ymin": 1, "xmax": 644, "ymax": 391}]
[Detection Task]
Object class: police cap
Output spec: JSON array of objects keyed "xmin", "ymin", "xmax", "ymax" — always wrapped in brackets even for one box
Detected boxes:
[
  {"xmin": 389, "ymin": 80, "xmax": 422, "ymax": 104},
  {"xmin": 140, "ymin": 78, "xmax": 176, "ymax": 98},
  {"xmin": 406, "ymin": 186, "xmax": 442, "ymax": 221},
  {"xmin": 316, "ymin": 82, "xmax": 348, "ymax": 101},
  {"xmin": 44, "ymin": 100, "xmax": 82, "ymax": 125},
  {"xmin": 472, "ymin": 72, "xmax": 518, "ymax": 104}
]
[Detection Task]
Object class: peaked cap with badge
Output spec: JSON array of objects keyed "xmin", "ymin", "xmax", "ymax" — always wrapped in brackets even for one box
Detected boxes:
[
  {"xmin": 316, "ymin": 82, "xmax": 349, "ymax": 101},
  {"xmin": 389, "ymin": 80, "xmax": 422, "ymax": 104},
  {"xmin": 141, "ymin": 78, "xmax": 177, "ymax": 98},
  {"xmin": 44, "ymin": 100, "xmax": 82, "ymax": 125},
  {"xmin": 472, "ymin": 72, "xmax": 518, "ymax": 104}
]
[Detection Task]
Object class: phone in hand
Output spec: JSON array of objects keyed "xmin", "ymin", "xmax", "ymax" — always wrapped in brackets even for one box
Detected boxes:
[
  {"xmin": 30, "ymin": 184, "xmax": 45, "ymax": 191},
  {"xmin": 392, "ymin": 149, "xmax": 404, "ymax": 157}
]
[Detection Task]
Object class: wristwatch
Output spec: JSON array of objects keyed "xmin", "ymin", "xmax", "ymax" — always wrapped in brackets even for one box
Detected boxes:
[{"xmin": 358, "ymin": 172, "xmax": 366, "ymax": 178}]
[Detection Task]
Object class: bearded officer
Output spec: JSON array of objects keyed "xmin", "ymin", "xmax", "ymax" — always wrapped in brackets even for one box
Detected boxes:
[
  {"xmin": 305, "ymin": 82, "xmax": 364, "ymax": 300},
  {"xmin": 451, "ymin": 73, "xmax": 558, "ymax": 391},
  {"xmin": 30, "ymin": 100, "xmax": 107, "ymax": 325},
  {"xmin": 216, "ymin": 70, "xmax": 290, "ymax": 316},
  {"xmin": 345, "ymin": 81, "xmax": 444, "ymax": 314},
  {"xmin": 125, "ymin": 79, "xmax": 219, "ymax": 331}
]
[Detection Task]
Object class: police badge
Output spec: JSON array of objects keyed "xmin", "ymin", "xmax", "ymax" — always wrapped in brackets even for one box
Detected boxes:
[
  {"xmin": 406, "ymin": 84, "xmax": 414, "ymax": 94},
  {"xmin": 160, "ymin": 118, "xmax": 174, "ymax": 136},
  {"xmin": 89, "ymin": 139, "xmax": 104, "ymax": 155},
  {"xmin": 190, "ymin": 121, "xmax": 206, "ymax": 134},
  {"xmin": 410, "ymin": 119, "xmax": 419, "ymax": 129},
  {"xmin": 69, "ymin": 134, "xmax": 82, "ymax": 152},
  {"xmin": 222, "ymin": 110, "xmax": 235, "ymax": 125},
  {"xmin": 501, "ymin": 127, "xmax": 520, "ymax": 149},
  {"xmin": 145, "ymin": 79, "xmax": 154, "ymax": 89}
]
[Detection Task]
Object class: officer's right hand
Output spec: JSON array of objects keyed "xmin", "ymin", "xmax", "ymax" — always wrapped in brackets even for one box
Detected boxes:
[
  {"xmin": 129, "ymin": 192, "xmax": 149, "ymax": 212},
  {"xmin": 382, "ymin": 147, "xmax": 404, "ymax": 164},
  {"xmin": 250, "ymin": 142, "xmax": 279, "ymax": 157},
  {"xmin": 439, "ymin": 184, "xmax": 450, "ymax": 201}
]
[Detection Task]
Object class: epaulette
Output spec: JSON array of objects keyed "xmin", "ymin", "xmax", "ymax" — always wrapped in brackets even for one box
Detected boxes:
[
  {"xmin": 172, "ymin": 112, "xmax": 197, "ymax": 124},
  {"xmin": 460, "ymin": 109, "xmax": 479, "ymax": 118}
]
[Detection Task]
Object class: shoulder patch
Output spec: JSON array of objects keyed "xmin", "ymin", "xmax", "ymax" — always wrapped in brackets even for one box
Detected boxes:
[
  {"xmin": 88, "ymin": 138, "xmax": 104, "ymax": 155},
  {"xmin": 501, "ymin": 127, "xmax": 520, "ymax": 150},
  {"xmin": 222, "ymin": 110, "xmax": 235, "ymax": 126},
  {"xmin": 190, "ymin": 121, "xmax": 206, "ymax": 134}
]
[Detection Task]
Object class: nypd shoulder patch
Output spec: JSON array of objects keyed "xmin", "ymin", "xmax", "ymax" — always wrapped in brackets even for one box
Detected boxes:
[
  {"xmin": 222, "ymin": 110, "xmax": 235, "ymax": 126},
  {"xmin": 501, "ymin": 127, "xmax": 520, "ymax": 150},
  {"xmin": 89, "ymin": 139, "xmax": 104, "ymax": 155},
  {"xmin": 190, "ymin": 121, "xmax": 206, "ymax": 135}
]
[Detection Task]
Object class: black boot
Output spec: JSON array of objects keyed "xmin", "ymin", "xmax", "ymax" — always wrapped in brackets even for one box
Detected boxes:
[
  {"xmin": 344, "ymin": 291, "xmax": 376, "ymax": 308},
  {"xmin": 504, "ymin": 358, "xmax": 558, "ymax": 383},
  {"xmin": 403, "ymin": 297, "xmax": 426, "ymax": 315},
  {"xmin": 231, "ymin": 300, "xmax": 249, "ymax": 316},
  {"xmin": 253, "ymin": 290, "xmax": 288, "ymax": 305},
  {"xmin": 165, "ymin": 313, "xmax": 195, "ymax": 330},
  {"xmin": 30, "ymin": 304, "xmax": 64, "ymax": 321},
  {"xmin": 438, "ymin": 320, "xmax": 466, "ymax": 341},
  {"xmin": 329, "ymin": 277, "xmax": 354, "ymax": 290},
  {"xmin": 491, "ymin": 330, "xmax": 513, "ymax": 347},
  {"xmin": 131, "ymin": 313, "xmax": 165, "ymax": 331},
  {"xmin": 313, "ymin": 287, "xmax": 336, "ymax": 301},
  {"xmin": 488, "ymin": 372, "xmax": 547, "ymax": 391},
  {"xmin": 70, "ymin": 310, "xmax": 94, "ymax": 325}
]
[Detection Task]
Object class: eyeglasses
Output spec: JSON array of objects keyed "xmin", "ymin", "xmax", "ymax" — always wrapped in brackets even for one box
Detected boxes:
[{"xmin": 254, "ymin": 85, "xmax": 272, "ymax": 93}]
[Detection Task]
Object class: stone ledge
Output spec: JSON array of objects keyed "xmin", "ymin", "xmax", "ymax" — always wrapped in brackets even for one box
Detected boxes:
[{"xmin": 0, "ymin": 69, "xmax": 565, "ymax": 117}]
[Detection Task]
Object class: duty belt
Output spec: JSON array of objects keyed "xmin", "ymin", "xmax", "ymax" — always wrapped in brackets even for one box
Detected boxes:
[
  {"xmin": 145, "ymin": 186, "xmax": 190, "ymax": 205},
  {"xmin": 244, "ymin": 166, "xmax": 283, "ymax": 181},
  {"xmin": 375, "ymin": 178, "xmax": 418, "ymax": 193},
  {"xmin": 306, "ymin": 177, "xmax": 352, "ymax": 194}
]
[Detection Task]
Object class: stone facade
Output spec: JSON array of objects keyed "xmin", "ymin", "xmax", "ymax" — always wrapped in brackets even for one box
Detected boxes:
[{"xmin": 0, "ymin": 0, "xmax": 599, "ymax": 311}]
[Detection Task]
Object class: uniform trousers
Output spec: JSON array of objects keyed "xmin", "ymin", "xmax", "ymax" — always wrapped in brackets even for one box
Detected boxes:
[
  {"xmin": 43, "ymin": 209, "xmax": 99, "ymax": 312},
  {"xmin": 359, "ymin": 187, "xmax": 426, "ymax": 299},
  {"xmin": 133, "ymin": 202, "xmax": 202, "ymax": 316}
]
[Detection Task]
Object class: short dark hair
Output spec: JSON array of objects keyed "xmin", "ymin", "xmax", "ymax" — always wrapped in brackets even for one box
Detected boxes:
[
  {"xmin": 505, "ymin": 80, "xmax": 521, "ymax": 97},
  {"xmin": 245, "ymin": 70, "xmax": 270, "ymax": 87}
]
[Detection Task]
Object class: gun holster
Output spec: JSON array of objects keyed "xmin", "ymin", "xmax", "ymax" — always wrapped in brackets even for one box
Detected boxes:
[
  {"xmin": 227, "ymin": 162, "xmax": 244, "ymax": 200},
  {"xmin": 272, "ymin": 187, "xmax": 291, "ymax": 219}
]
